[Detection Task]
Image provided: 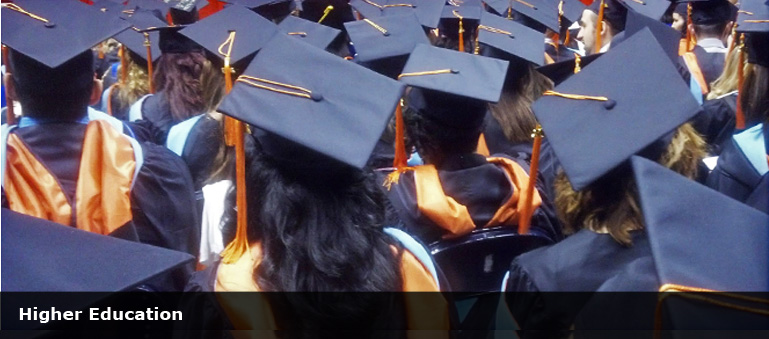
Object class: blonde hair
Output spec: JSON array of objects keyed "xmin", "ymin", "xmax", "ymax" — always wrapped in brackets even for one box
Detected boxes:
[
  {"xmin": 554, "ymin": 123, "xmax": 707, "ymax": 246},
  {"xmin": 707, "ymin": 45, "xmax": 747, "ymax": 100},
  {"xmin": 114, "ymin": 54, "xmax": 151, "ymax": 113}
]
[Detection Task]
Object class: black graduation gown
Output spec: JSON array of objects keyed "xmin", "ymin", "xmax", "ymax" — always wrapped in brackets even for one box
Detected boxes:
[
  {"xmin": 11, "ymin": 123, "xmax": 200, "ymax": 290},
  {"xmin": 139, "ymin": 92, "xmax": 177, "ymax": 144},
  {"xmin": 690, "ymin": 93, "xmax": 737, "ymax": 155},
  {"xmin": 691, "ymin": 45, "xmax": 725, "ymax": 86},
  {"xmin": 381, "ymin": 153, "xmax": 562, "ymax": 245},
  {"xmin": 505, "ymin": 230, "xmax": 651, "ymax": 337},
  {"xmin": 170, "ymin": 115, "xmax": 226, "ymax": 191},
  {"xmin": 706, "ymin": 124, "xmax": 769, "ymax": 213},
  {"xmin": 545, "ymin": 43, "xmax": 577, "ymax": 63},
  {"xmin": 483, "ymin": 113, "xmax": 561, "ymax": 201}
]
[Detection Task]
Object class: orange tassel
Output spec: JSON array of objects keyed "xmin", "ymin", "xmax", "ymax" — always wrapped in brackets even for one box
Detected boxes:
[
  {"xmin": 518, "ymin": 125, "xmax": 542, "ymax": 235},
  {"xmin": 458, "ymin": 20, "xmax": 465, "ymax": 52},
  {"xmin": 144, "ymin": 33, "xmax": 155, "ymax": 94},
  {"xmin": 686, "ymin": 3, "xmax": 696, "ymax": 52},
  {"xmin": 393, "ymin": 100, "xmax": 408, "ymax": 169},
  {"xmin": 220, "ymin": 117, "xmax": 249, "ymax": 264},
  {"xmin": 735, "ymin": 33, "xmax": 746, "ymax": 130},
  {"xmin": 119, "ymin": 45, "xmax": 128, "ymax": 85},
  {"xmin": 2, "ymin": 45, "xmax": 16, "ymax": 126},
  {"xmin": 595, "ymin": 0, "xmax": 605, "ymax": 54}
]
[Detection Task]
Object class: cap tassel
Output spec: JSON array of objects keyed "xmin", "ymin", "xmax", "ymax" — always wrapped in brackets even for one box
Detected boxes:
[
  {"xmin": 453, "ymin": 10, "xmax": 465, "ymax": 52},
  {"xmin": 318, "ymin": 5, "xmax": 334, "ymax": 24},
  {"xmin": 686, "ymin": 3, "xmax": 696, "ymax": 52},
  {"xmin": 2, "ymin": 45, "xmax": 17, "ymax": 126},
  {"xmin": 735, "ymin": 33, "xmax": 746, "ymax": 130},
  {"xmin": 216, "ymin": 31, "xmax": 250, "ymax": 264},
  {"xmin": 595, "ymin": 0, "xmax": 605, "ymax": 55},
  {"xmin": 119, "ymin": 45, "xmax": 128, "ymax": 85},
  {"xmin": 143, "ymin": 32, "xmax": 155, "ymax": 94},
  {"xmin": 574, "ymin": 53, "xmax": 582, "ymax": 74},
  {"xmin": 518, "ymin": 125, "xmax": 543, "ymax": 235},
  {"xmin": 393, "ymin": 99, "xmax": 408, "ymax": 169}
]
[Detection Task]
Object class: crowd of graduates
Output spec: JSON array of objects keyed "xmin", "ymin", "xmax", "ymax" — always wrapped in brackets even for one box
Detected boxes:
[{"xmin": 1, "ymin": 0, "xmax": 768, "ymax": 335}]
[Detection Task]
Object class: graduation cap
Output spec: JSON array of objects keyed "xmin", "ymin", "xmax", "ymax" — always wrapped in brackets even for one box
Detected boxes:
[
  {"xmin": 217, "ymin": 34, "xmax": 405, "ymax": 170},
  {"xmin": 349, "ymin": 0, "xmax": 444, "ymax": 28},
  {"xmin": 535, "ymin": 52, "xmax": 603, "ymax": 85},
  {"xmin": 439, "ymin": 2, "xmax": 483, "ymax": 46},
  {"xmin": 1, "ymin": 0, "xmax": 131, "ymax": 69},
  {"xmin": 621, "ymin": 0, "xmax": 672, "ymax": 21},
  {"xmin": 588, "ymin": 0, "xmax": 628, "ymax": 30},
  {"xmin": 299, "ymin": 0, "xmax": 356, "ymax": 30},
  {"xmin": 92, "ymin": 0, "xmax": 133, "ymax": 19},
  {"xmin": 1, "ymin": 208, "xmax": 195, "ymax": 291},
  {"xmin": 345, "ymin": 12, "xmax": 430, "ymax": 77},
  {"xmin": 508, "ymin": 0, "xmax": 560, "ymax": 32},
  {"xmin": 278, "ymin": 15, "xmax": 343, "ymax": 51},
  {"xmin": 630, "ymin": 156, "xmax": 769, "ymax": 292},
  {"xmin": 618, "ymin": 6, "xmax": 683, "ymax": 63},
  {"xmin": 228, "ymin": 0, "xmax": 296, "ymax": 21},
  {"xmin": 180, "ymin": 4, "xmax": 279, "ymax": 67},
  {"xmin": 532, "ymin": 28, "xmax": 699, "ymax": 191},
  {"xmin": 477, "ymin": 11, "xmax": 546, "ymax": 66},
  {"xmin": 560, "ymin": 0, "xmax": 588, "ymax": 24},
  {"xmin": 112, "ymin": 10, "xmax": 168, "ymax": 64},
  {"xmin": 168, "ymin": 0, "xmax": 205, "ymax": 24},
  {"xmin": 736, "ymin": 0, "xmax": 769, "ymax": 34},
  {"xmin": 399, "ymin": 43, "xmax": 508, "ymax": 129}
]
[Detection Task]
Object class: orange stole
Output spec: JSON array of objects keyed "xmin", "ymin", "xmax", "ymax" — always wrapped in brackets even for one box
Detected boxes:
[
  {"xmin": 412, "ymin": 157, "xmax": 542, "ymax": 239},
  {"xmin": 682, "ymin": 52, "xmax": 709, "ymax": 95},
  {"xmin": 4, "ymin": 120, "xmax": 136, "ymax": 234}
]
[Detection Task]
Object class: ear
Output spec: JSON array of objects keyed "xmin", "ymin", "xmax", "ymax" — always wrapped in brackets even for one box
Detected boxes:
[
  {"xmin": 89, "ymin": 76, "xmax": 102, "ymax": 107},
  {"xmin": 4, "ymin": 73, "xmax": 17, "ymax": 102},
  {"xmin": 600, "ymin": 20, "xmax": 608, "ymax": 36},
  {"xmin": 724, "ymin": 21, "xmax": 734, "ymax": 39}
]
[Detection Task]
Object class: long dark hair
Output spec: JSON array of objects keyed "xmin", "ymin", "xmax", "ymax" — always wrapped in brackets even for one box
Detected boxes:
[
  {"xmin": 488, "ymin": 63, "xmax": 554, "ymax": 144},
  {"xmin": 222, "ymin": 140, "xmax": 403, "ymax": 292},
  {"xmin": 152, "ymin": 51, "xmax": 208, "ymax": 121},
  {"xmin": 741, "ymin": 64, "xmax": 769, "ymax": 126}
]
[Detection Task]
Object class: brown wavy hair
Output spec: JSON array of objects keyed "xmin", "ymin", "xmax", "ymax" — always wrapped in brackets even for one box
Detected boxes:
[
  {"xmin": 153, "ymin": 51, "xmax": 210, "ymax": 121},
  {"xmin": 488, "ymin": 64, "xmax": 554, "ymax": 143},
  {"xmin": 740, "ymin": 64, "xmax": 769, "ymax": 126},
  {"xmin": 554, "ymin": 123, "xmax": 707, "ymax": 246},
  {"xmin": 113, "ymin": 53, "xmax": 151, "ymax": 113}
]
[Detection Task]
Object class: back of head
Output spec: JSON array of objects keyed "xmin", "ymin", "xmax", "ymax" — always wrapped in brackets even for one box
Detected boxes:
[{"xmin": 10, "ymin": 49, "xmax": 94, "ymax": 120}]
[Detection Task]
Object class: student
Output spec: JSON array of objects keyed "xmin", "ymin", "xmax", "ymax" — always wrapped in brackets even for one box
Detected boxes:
[
  {"xmin": 707, "ymin": 2, "xmax": 769, "ymax": 213},
  {"xmin": 504, "ymin": 30, "xmax": 706, "ymax": 334},
  {"xmin": 577, "ymin": 0, "xmax": 627, "ymax": 55},
  {"xmin": 680, "ymin": 0, "xmax": 735, "ymax": 92},
  {"xmin": 1, "ymin": 0, "xmax": 199, "ymax": 290},
  {"xmin": 183, "ymin": 34, "xmax": 448, "ymax": 333},
  {"xmin": 382, "ymin": 44, "xmax": 560, "ymax": 245}
]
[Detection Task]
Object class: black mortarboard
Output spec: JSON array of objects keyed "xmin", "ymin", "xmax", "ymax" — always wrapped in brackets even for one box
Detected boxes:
[
  {"xmin": 180, "ymin": 4, "xmax": 279, "ymax": 66},
  {"xmin": 680, "ymin": 0, "xmax": 734, "ymax": 25},
  {"xmin": 228, "ymin": 0, "xmax": 296, "ymax": 20},
  {"xmin": 278, "ymin": 15, "xmax": 343, "ymax": 51},
  {"xmin": 477, "ymin": 11, "xmax": 546, "ymax": 66},
  {"xmin": 622, "ymin": 0, "xmax": 671, "ymax": 21},
  {"xmin": 168, "ymin": 0, "xmax": 204, "ymax": 24},
  {"xmin": 345, "ymin": 12, "xmax": 430, "ymax": 77},
  {"xmin": 112, "ymin": 10, "xmax": 167, "ymax": 63},
  {"xmin": 399, "ymin": 43, "xmax": 509, "ymax": 129},
  {"xmin": 588, "ymin": 0, "xmax": 628, "ymax": 31},
  {"xmin": 509, "ymin": 0, "xmax": 560, "ymax": 32},
  {"xmin": 1, "ymin": 0, "xmax": 131, "ymax": 69},
  {"xmin": 535, "ymin": 52, "xmax": 603, "ymax": 85},
  {"xmin": 560, "ymin": 0, "xmax": 588, "ymax": 24},
  {"xmin": 299, "ymin": 0, "xmax": 356, "ymax": 30},
  {"xmin": 630, "ymin": 156, "xmax": 769, "ymax": 292},
  {"xmin": 92, "ymin": 0, "xmax": 132, "ymax": 19},
  {"xmin": 439, "ymin": 3, "xmax": 483, "ymax": 40},
  {"xmin": 350, "ymin": 0, "xmax": 444, "ymax": 28},
  {"xmin": 217, "ymin": 34, "xmax": 405, "ymax": 170},
  {"xmin": 1, "ymin": 208, "xmax": 195, "ymax": 292},
  {"xmin": 736, "ymin": 0, "xmax": 769, "ymax": 33},
  {"xmin": 619, "ymin": 6, "xmax": 682, "ymax": 63},
  {"xmin": 532, "ymin": 29, "xmax": 699, "ymax": 191}
]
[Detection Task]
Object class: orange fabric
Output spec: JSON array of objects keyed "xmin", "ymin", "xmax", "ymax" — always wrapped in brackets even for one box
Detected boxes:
[
  {"xmin": 678, "ymin": 38, "xmax": 688, "ymax": 56},
  {"xmin": 413, "ymin": 157, "xmax": 542, "ymax": 239},
  {"xmin": 476, "ymin": 133, "xmax": 490, "ymax": 157},
  {"xmin": 683, "ymin": 52, "xmax": 709, "ymax": 95},
  {"xmin": 595, "ymin": 0, "xmax": 605, "ymax": 55},
  {"xmin": 5, "ymin": 134, "xmax": 73, "ymax": 225},
  {"xmin": 4, "ymin": 120, "xmax": 135, "ymax": 234},
  {"xmin": 75, "ymin": 120, "xmax": 136, "ymax": 234},
  {"xmin": 735, "ymin": 35, "xmax": 746, "ymax": 130},
  {"xmin": 518, "ymin": 131, "xmax": 541, "ymax": 235},
  {"xmin": 215, "ymin": 243, "xmax": 447, "ymax": 332}
]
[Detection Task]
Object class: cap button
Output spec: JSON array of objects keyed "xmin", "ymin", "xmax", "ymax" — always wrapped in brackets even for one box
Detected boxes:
[
  {"xmin": 603, "ymin": 99, "xmax": 616, "ymax": 110},
  {"xmin": 310, "ymin": 92, "xmax": 324, "ymax": 102},
  {"xmin": 44, "ymin": 21, "xmax": 56, "ymax": 28}
]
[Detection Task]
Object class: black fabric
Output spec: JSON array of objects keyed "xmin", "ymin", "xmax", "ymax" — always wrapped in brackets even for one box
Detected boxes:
[
  {"xmin": 690, "ymin": 93, "xmax": 736, "ymax": 154},
  {"xmin": 140, "ymin": 92, "xmax": 177, "ymax": 144},
  {"xmin": 180, "ymin": 115, "xmax": 225, "ymax": 190},
  {"xmin": 545, "ymin": 43, "xmax": 577, "ymax": 64},
  {"xmin": 380, "ymin": 154, "xmax": 561, "ymax": 245},
  {"xmin": 130, "ymin": 142, "xmax": 200, "ymax": 290},
  {"xmin": 505, "ymin": 230, "xmax": 651, "ymax": 337},
  {"xmin": 706, "ymin": 136, "xmax": 769, "ymax": 213},
  {"xmin": 691, "ymin": 44, "xmax": 725, "ymax": 86}
]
